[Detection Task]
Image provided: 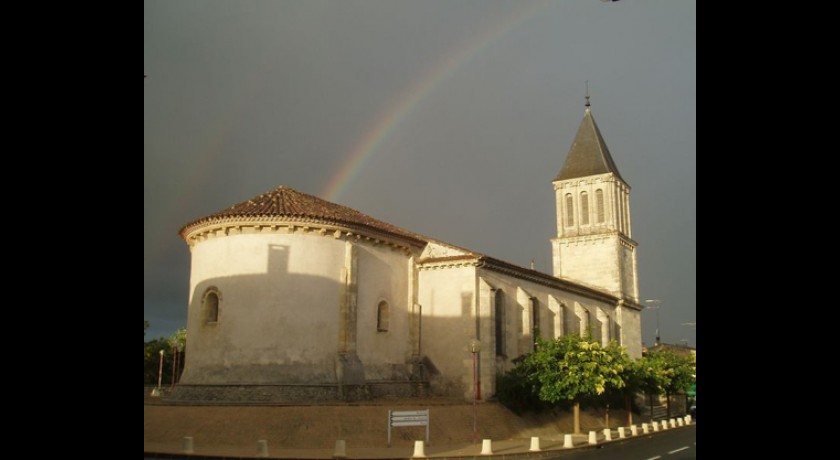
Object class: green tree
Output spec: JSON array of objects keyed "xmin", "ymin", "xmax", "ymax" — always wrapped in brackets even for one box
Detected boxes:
[
  {"xmin": 597, "ymin": 340, "xmax": 633, "ymax": 428},
  {"xmin": 608, "ymin": 347, "xmax": 641, "ymax": 426},
  {"xmin": 495, "ymin": 355, "xmax": 546, "ymax": 415},
  {"xmin": 635, "ymin": 352, "xmax": 669, "ymax": 422},
  {"xmin": 659, "ymin": 350, "xmax": 695, "ymax": 418},
  {"xmin": 522, "ymin": 334, "xmax": 630, "ymax": 433},
  {"xmin": 642, "ymin": 348, "xmax": 695, "ymax": 418}
]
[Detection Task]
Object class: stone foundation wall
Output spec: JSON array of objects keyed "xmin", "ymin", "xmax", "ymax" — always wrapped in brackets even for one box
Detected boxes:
[{"xmin": 166, "ymin": 381, "xmax": 430, "ymax": 404}]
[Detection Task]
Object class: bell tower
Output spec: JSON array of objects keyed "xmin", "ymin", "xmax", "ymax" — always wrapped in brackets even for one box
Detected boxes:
[{"xmin": 551, "ymin": 96, "xmax": 638, "ymax": 302}]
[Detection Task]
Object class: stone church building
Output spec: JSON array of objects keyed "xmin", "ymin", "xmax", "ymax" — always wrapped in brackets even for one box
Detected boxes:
[{"xmin": 173, "ymin": 102, "xmax": 642, "ymax": 402}]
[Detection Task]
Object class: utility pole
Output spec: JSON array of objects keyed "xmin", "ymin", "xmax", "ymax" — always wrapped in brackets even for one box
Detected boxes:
[{"xmin": 644, "ymin": 299, "xmax": 663, "ymax": 346}]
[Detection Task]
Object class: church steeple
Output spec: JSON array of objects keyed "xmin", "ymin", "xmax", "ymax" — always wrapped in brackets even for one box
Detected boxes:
[
  {"xmin": 550, "ymin": 97, "xmax": 638, "ymax": 303},
  {"xmin": 554, "ymin": 98, "xmax": 625, "ymax": 183}
]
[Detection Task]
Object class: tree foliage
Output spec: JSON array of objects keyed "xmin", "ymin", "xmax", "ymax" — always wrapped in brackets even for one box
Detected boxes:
[
  {"xmin": 169, "ymin": 327, "xmax": 187, "ymax": 352},
  {"xmin": 636, "ymin": 347, "xmax": 695, "ymax": 418},
  {"xmin": 494, "ymin": 333, "xmax": 695, "ymax": 426},
  {"xmin": 641, "ymin": 348, "xmax": 695, "ymax": 395},
  {"xmin": 636, "ymin": 351, "xmax": 670, "ymax": 396},
  {"xmin": 513, "ymin": 334, "xmax": 631, "ymax": 432},
  {"xmin": 663, "ymin": 353, "xmax": 695, "ymax": 396},
  {"xmin": 523, "ymin": 334, "xmax": 630, "ymax": 404},
  {"xmin": 495, "ymin": 355, "xmax": 547, "ymax": 415}
]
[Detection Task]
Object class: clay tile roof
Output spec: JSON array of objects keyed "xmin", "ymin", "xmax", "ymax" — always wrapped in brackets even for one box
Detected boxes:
[
  {"xmin": 554, "ymin": 108, "xmax": 625, "ymax": 183},
  {"xmin": 179, "ymin": 185, "xmax": 427, "ymax": 245}
]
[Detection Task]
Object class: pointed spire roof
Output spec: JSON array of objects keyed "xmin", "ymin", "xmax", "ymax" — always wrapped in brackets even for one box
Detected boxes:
[
  {"xmin": 179, "ymin": 185, "xmax": 426, "ymax": 245},
  {"xmin": 554, "ymin": 105, "xmax": 625, "ymax": 183}
]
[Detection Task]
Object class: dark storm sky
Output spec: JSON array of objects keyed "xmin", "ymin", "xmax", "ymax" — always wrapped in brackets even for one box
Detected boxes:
[{"xmin": 144, "ymin": 0, "xmax": 696, "ymax": 347}]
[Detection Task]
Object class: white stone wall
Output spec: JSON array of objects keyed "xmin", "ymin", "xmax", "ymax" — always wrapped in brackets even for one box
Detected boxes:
[
  {"xmin": 181, "ymin": 230, "xmax": 412, "ymax": 385},
  {"xmin": 619, "ymin": 304, "xmax": 642, "ymax": 358},
  {"xmin": 354, "ymin": 241, "xmax": 412, "ymax": 380},
  {"xmin": 416, "ymin": 264, "xmax": 478, "ymax": 398},
  {"xmin": 552, "ymin": 234, "xmax": 623, "ymax": 296},
  {"xmin": 620, "ymin": 243, "xmax": 639, "ymax": 302}
]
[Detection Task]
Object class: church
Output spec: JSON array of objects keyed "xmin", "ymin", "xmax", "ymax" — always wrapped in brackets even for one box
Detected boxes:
[{"xmin": 172, "ymin": 100, "xmax": 642, "ymax": 403}]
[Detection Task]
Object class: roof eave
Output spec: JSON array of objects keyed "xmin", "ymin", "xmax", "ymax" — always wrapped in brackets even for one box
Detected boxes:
[{"xmin": 179, "ymin": 215, "xmax": 428, "ymax": 249}]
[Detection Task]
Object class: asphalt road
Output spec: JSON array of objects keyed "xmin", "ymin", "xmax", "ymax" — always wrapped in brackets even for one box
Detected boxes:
[{"xmin": 548, "ymin": 425, "xmax": 696, "ymax": 460}]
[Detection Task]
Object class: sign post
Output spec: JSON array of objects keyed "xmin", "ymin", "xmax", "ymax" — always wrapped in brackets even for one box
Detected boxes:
[
  {"xmin": 469, "ymin": 339, "xmax": 481, "ymax": 444},
  {"xmin": 388, "ymin": 409, "xmax": 429, "ymax": 447}
]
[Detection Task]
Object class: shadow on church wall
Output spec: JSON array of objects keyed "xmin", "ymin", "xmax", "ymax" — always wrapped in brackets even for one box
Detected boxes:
[{"xmin": 172, "ymin": 240, "xmax": 441, "ymax": 403}]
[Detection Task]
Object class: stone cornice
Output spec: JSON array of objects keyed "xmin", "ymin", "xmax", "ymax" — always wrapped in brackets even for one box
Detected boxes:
[
  {"xmin": 618, "ymin": 235, "xmax": 638, "ymax": 249},
  {"xmin": 417, "ymin": 255, "xmax": 480, "ymax": 270},
  {"xmin": 181, "ymin": 217, "xmax": 425, "ymax": 255},
  {"xmin": 618, "ymin": 298, "xmax": 643, "ymax": 312},
  {"xmin": 552, "ymin": 232, "xmax": 638, "ymax": 248},
  {"xmin": 552, "ymin": 173, "xmax": 631, "ymax": 191}
]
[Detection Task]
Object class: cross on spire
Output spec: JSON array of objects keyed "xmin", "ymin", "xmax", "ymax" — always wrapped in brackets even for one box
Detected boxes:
[{"xmin": 585, "ymin": 80, "xmax": 590, "ymax": 108}]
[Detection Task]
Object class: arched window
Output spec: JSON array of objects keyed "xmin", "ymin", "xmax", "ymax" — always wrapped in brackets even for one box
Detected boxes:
[
  {"xmin": 204, "ymin": 290, "xmax": 219, "ymax": 324},
  {"xmin": 580, "ymin": 192, "xmax": 589, "ymax": 225},
  {"xmin": 377, "ymin": 301, "xmax": 390, "ymax": 332},
  {"xmin": 596, "ymin": 189, "xmax": 605, "ymax": 223},
  {"xmin": 495, "ymin": 290, "xmax": 506, "ymax": 357},
  {"xmin": 565, "ymin": 194, "xmax": 574, "ymax": 227}
]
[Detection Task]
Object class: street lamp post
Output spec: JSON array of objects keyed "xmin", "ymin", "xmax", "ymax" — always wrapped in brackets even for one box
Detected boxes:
[
  {"xmin": 157, "ymin": 349, "xmax": 165, "ymax": 390},
  {"xmin": 469, "ymin": 339, "xmax": 481, "ymax": 444},
  {"xmin": 644, "ymin": 299, "xmax": 662, "ymax": 346},
  {"xmin": 655, "ymin": 310, "xmax": 660, "ymax": 345}
]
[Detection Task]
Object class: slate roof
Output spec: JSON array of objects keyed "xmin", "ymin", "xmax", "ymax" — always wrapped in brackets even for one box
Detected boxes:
[{"xmin": 554, "ymin": 108, "xmax": 625, "ymax": 183}]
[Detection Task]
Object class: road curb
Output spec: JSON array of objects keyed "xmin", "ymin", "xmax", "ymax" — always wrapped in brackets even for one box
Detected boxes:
[{"xmin": 144, "ymin": 423, "xmax": 695, "ymax": 460}]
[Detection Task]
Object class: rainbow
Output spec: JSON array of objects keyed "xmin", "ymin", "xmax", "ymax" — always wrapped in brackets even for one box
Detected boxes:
[{"xmin": 321, "ymin": 1, "xmax": 549, "ymax": 202}]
